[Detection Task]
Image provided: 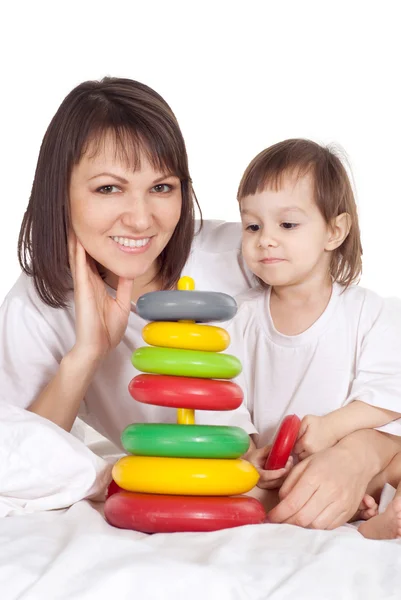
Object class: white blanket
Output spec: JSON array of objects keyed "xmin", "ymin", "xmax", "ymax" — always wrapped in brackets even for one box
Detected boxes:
[
  {"xmin": 0, "ymin": 403, "xmax": 112, "ymax": 516},
  {"xmin": 1, "ymin": 404, "xmax": 401, "ymax": 599}
]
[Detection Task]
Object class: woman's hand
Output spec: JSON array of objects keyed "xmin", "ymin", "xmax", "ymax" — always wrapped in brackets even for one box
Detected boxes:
[
  {"xmin": 69, "ymin": 231, "xmax": 134, "ymax": 360},
  {"xmin": 266, "ymin": 431, "xmax": 382, "ymax": 529}
]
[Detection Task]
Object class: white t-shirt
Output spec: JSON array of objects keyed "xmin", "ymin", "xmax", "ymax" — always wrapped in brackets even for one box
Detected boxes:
[
  {"xmin": 226, "ymin": 282, "xmax": 401, "ymax": 447},
  {"xmin": 0, "ymin": 221, "xmax": 257, "ymax": 448}
]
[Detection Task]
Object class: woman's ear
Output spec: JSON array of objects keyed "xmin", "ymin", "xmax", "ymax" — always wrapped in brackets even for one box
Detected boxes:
[{"xmin": 325, "ymin": 213, "xmax": 351, "ymax": 251}]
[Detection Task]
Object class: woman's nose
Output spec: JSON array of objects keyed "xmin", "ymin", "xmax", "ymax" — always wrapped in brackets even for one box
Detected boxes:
[{"xmin": 120, "ymin": 197, "xmax": 153, "ymax": 231}]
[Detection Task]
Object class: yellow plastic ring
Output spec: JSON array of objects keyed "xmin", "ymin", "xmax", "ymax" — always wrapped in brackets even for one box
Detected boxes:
[
  {"xmin": 142, "ymin": 322, "xmax": 230, "ymax": 352},
  {"xmin": 112, "ymin": 456, "xmax": 259, "ymax": 496}
]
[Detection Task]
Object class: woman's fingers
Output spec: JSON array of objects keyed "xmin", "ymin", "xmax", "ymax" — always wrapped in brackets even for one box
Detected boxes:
[
  {"xmin": 267, "ymin": 460, "xmax": 316, "ymax": 523},
  {"xmin": 277, "ymin": 455, "xmax": 311, "ymax": 500},
  {"xmin": 272, "ymin": 482, "xmax": 339, "ymax": 529},
  {"xmin": 67, "ymin": 229, "xmax": 77, "ymax": 281},
  {"xmin": 281, "ymin": 489, "xmax": 325, "ymax": 527},
  {"xmin": 116, "ymin": 277, "xmax": 135, "ymax": 312},
  {"xmin": 303, "ymin": 499, "xmax": 340, "ymax": 530},
  {"xmin": 284, "ymin": 486, "xmax": 342, "ymax": 529},
  {"xmin": 74, "ymin": 238, "xmax": 98, "ymax": 297},
  {"xmin": 315, "ymin": 507, "xmax": 350, "ymax": 531}
]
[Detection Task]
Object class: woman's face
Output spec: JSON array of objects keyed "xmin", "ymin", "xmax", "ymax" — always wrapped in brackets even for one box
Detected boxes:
[{"xmin": 69, "ymin": 134, "xmax": 182, "ymax": 284}]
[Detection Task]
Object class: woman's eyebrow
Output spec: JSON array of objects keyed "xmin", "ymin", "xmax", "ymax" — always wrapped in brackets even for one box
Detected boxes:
[
  {"xmin": 152, "ymin": 173, "xmax": 178, "ymax": 184},
  {"xmin": 88, "ymin": 171, "xmax": 178, "ymax": 185},
  {"xmin": 89, "ymin": 172, "xmax": 129, "ymax": 184}
]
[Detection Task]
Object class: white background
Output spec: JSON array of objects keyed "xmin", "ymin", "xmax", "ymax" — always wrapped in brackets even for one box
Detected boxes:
[{"xmin": 1, "ymin": 0, "xmax": 400, "ymax": 303}]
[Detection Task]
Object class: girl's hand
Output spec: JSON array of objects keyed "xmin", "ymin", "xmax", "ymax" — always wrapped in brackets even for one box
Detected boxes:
[
  {"xmin": 68, "ymin": 231, "xmax": 134, "ymax": 361},
  {"xmin": 294, "ymin": 414, "xmax": 339, "ymax": 460},
  {"xmin": 246, "ymin": 444, "xmax": 293, "ymax": 489}
]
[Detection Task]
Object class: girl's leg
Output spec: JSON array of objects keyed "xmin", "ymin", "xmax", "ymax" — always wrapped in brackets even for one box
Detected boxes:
[{"xmin": 358, "ymin": 452, "xmax": 401, "ymax": 540}]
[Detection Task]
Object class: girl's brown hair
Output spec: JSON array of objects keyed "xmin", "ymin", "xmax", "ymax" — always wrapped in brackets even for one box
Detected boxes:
[
  {"xmin": 18, "ymin": 77, "xmax": 201, "ymax": 308},
  {"xmin": 237, "ymin": 138, "xmax": 362, "ymax": 287}
]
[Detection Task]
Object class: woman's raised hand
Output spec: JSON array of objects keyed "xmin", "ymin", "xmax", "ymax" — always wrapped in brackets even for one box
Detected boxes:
[{"xmin": 68, "ymin": 231, "xmax": 134, "ymax": 360}]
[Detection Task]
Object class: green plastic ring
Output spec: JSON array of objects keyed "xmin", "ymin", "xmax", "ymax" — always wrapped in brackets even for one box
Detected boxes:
[
  {"xmin": 132, "ymin": 347, "xmax": 242, "ymax": 379},
  {"xmin": 121, "ymin": 424, "xmax": 250, "ymax": 458}
]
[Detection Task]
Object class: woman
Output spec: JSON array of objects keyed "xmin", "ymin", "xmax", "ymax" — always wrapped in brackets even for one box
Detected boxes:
[
  {"xmin": 0, "ymin": 77, "xmax": 397, "ymax": 529},
  {"xmin": 0, "ymin": 77, "xmax": 254, "ymax": 443}
]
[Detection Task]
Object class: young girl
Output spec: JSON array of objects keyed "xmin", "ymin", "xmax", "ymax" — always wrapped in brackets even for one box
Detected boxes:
[
  {"xmin": 0, "ymin": 76, "xmax": 256, "ymax": 446},
  {"xmin": 227, "ymin": 138, "xmax": 401, "ymax": 535}
]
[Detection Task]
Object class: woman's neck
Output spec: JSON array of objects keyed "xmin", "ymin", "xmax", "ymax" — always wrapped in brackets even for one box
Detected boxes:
[{"xmin": 104, "ymin": 269, "xmax": 162, "ymax": 305}]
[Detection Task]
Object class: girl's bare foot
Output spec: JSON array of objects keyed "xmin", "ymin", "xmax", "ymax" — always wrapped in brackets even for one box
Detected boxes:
[{"xmin": 358, "ymin": 495, "xmax": 401, "ymax": 540}]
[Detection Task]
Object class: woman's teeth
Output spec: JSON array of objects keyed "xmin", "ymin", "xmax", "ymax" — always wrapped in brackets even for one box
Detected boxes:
[{"xmin": 111, "ymin": 236, "xmax": 150, "ymax": 248}]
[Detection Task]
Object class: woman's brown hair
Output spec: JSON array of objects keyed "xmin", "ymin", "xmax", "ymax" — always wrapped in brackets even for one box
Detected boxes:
[
  {"xmin": 18, "ymin": 77, "xmax": 201, "ymax": 308},
  {"xmin": 237, "ymin": 138, "xmax": 362, "ymax": 288}
]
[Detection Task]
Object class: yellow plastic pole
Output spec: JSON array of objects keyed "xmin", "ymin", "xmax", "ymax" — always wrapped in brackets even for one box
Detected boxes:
[{"xmin": 177, "ymin": 276, "xmax": 196, "ymax": 425}]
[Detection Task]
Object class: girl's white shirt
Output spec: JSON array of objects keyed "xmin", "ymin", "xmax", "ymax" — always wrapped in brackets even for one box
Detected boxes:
[{"xmin": 226, "ymin": 282, "xmax": 401, "ymax": 446}]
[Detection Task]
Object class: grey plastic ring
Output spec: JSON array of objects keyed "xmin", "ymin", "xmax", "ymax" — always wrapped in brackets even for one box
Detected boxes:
[{"xmin": 136, "ymin": 291, "xmax": 237, "ymax": 322}]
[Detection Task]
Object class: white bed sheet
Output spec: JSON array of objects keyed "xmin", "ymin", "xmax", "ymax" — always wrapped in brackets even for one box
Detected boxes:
[
  {"xmin": 1, "ymin": 501, "xmax": 401, "ymax": 600},
  {"xmin": 1, "ymin": 408, "xmax": 401, "ymax": 599}
]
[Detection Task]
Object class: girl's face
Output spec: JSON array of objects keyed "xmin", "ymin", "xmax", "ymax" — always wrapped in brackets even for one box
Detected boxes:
[
  {"xmin": 69, "ymin": 134, "xmax": 182, "ymax": 284},
  {"xmin": 240, "ymin": 173, "xmax": 339, "ymax": 288}
]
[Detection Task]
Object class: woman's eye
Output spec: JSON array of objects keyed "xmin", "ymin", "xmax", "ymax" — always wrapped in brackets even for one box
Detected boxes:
[
  {"xmin": 97, "ymin": 185, "xmax": 120, "ymax": 194},
  {"xmin": 151, "ymin": 184, "xmax": 172, "ymax": 193},
  {"xmin": 246, "ymin": 224, "xmax": 260, "ymax": 232},
  {"xmin": 281, "ymin": 222, "xmax": 298, "ymax": 230}
]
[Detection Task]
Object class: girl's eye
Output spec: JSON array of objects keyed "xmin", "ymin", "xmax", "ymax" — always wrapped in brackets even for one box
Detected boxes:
[
  {"xmin": 97, "ymin": 185, "xmax": 120, "ymax": 194},
  {"xmin": 151, "ymin": 184, "xmax": 172, "ymax": 193},
  {"xmin": 246, "ymin": 224, "xmax": 260, "ymax": 232},
  {"xmin": 281, "ymin": 222, "xmax": 298, "ymax": 230}
]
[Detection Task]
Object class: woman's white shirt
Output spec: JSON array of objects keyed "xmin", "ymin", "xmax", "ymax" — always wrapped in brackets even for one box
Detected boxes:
[{"xmin": 0, "ymin": 221, "xmax": 257, "ymax": 447}]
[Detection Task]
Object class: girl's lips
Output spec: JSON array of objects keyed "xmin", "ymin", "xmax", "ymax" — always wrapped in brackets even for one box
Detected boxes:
[{"xmin": 260, "ymin": 258, "xmax": 285, "ymax": 264}]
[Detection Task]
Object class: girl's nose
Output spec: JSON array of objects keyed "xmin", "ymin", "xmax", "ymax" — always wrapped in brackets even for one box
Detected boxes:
[{"xmin": 258, "ymin": 229, "xmax": 279, "ymax": 248}]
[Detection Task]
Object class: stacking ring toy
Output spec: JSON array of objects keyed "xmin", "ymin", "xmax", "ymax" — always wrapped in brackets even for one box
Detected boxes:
[
  {"xmin": 112, "ymin": 456, "xmax": 259, "ymax": 495},
  {"xmin": 121, "ymin": 424, "xmax": 250, "ymax": 458},
  {"xmin": 129, "ymin": 375, "xmax": 243, "ymax": 410},
  {"xmin": 105, "ymin": 275, "xmax": 265, "ymax": 533},
  {"xmin": 137, "ymin": 290, "xmax": 237, "ymax": 322},
  {"xmin": 264, "ymin": 414, "xmax": 301, "ymax": 470},
  {"xmin": 132, "ymin": 347, "xmax": 242, "ymax": 379},
  {"xmin": 105, "ymin": 492, "xmax": 266, "ymax": 533},
  {"xmin": 142, "ymin": 321, "xmax": 230, "ymax": 351}
]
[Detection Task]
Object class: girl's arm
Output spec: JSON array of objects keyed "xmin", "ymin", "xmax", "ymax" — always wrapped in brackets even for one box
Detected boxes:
[
  {"xmin": 296, "ymin": 296, "xmax": 401, "ymax": 459},
  {"xmin": 295, "ymin": 401, "xmax": 401, "ymax": 459},
  {"xmin": 321, "ymin": 401, "xmax": 400, "ymax": 438}
]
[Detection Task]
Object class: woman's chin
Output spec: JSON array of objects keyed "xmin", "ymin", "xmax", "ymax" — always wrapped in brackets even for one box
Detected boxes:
[{"xmin": 101, "ymin": 258, "xmax": 156, "ymax": 283}]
